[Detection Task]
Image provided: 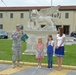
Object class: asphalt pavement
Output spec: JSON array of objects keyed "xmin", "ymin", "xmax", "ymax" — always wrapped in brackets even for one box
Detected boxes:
[{"xmin": 0, "ymin": 64, "xmax": 76, "ymax": 75}]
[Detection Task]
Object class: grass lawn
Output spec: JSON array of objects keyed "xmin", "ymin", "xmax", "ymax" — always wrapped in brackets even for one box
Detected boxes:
[{"xmin": 0, "ymin": 39, "xmax": 76, "ymax": 66}]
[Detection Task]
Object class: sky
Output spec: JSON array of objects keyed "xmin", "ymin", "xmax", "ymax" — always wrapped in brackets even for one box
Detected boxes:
[{"xmin": 0, "ymin": 0, "xmax": 76, "ymax": 7}]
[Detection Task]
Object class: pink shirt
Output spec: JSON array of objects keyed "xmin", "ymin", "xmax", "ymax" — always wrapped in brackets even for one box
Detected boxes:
[{"xmin": 37, "ymin": 43, "xmax": 43, "ymax": 48}]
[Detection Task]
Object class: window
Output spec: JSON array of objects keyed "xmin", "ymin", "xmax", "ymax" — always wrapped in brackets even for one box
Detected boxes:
[
  {"xmin": 51, "ymin": 14, "xmax": 53, "ymax": 17},
  {"xmin": 0, "ymin": 24, "xmax": 3, "ymax": 29},
  {"xmin": 29, "ymin": 10, "xmax": 32, "ymax": 19},
  {"xmin": 10, "ymin": 13, "xmax": 13, "ymax": 18},
  {"xmin": 20, "ymin": 13, "xmax": 24, "ymax": 18},
  {"xmin": 65, "ymin": 13, "xmax": 69, "ymax": 18},
  {"xmin": 0, "ymin": 13, "xmax": 3, "ymax": 18},
  {"xmin": 57, "ymin": 13, "xmax": 61, "ymax": 18}
]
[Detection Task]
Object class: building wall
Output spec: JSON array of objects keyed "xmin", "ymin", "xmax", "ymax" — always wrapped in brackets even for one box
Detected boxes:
[
  {"xmin": 74, "ymin": 11, "xmax": 76, "ymax": 31},
  {"xmin": 0, "ymin": 11, "xmax": 29, "ymax": 32},
  {"xmin": 0, "ymin": 9, "xmax": 76, "ymax": 35},
  {"xmin": 56, "ymin": 10, "xmax": 76, "ymax": 34}
]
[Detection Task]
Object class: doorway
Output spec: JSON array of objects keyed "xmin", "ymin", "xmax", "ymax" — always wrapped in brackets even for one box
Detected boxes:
[
  {"xmin": 56, "ymin": 25, "xmax": 70, "ymax": 35},
  {"xmin": 63, "ymin": 25, "xmax": 70, "ymax": 35}
]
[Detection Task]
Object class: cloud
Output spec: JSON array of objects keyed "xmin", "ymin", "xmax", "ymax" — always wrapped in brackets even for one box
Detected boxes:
[
  {"xmin": 53, "ymin": 0, "xmax": 76, "ymax": 6},
  {"xmin": 0, "ymin": 0, "xmax": 76, "ymax": 7},
  {"xmin": 25, "ymin": 0, "xmax": 37, "ymax": 5}
]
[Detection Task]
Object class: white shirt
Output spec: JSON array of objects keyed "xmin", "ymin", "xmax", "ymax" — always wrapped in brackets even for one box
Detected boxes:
[
  {"xmin": 48, "ymin": 40, "xmax": 54, "ymax": 46},
  {"xmin": 57, "ymin": 34, "xmax": 65, "ymax": 46}
]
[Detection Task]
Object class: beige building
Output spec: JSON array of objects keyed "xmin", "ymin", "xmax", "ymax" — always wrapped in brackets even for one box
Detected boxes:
[
  {"xmin": 0, "ymin": 6, "xmax": 76, "ymax": 35},
  {"xmin": 56, "ymin": 6, "xmax": 76, "ymax": 35}
]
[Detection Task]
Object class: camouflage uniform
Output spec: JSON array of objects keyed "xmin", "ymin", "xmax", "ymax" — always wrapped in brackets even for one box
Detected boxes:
[{"xmin": 12, "ymin": 30, "xmax": 22, "ymax": 63}]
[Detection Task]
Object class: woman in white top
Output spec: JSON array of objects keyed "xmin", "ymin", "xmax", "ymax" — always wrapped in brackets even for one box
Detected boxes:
[{"xmin": 55, "ymin": 27, "xmax": 65, "ymax": 71}]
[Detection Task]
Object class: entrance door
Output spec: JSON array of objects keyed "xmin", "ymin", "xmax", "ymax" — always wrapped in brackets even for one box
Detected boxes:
[
  {"xmin": 63, "ymin": 25, "xmax": 69, "ymax": 35},
  {"xmin": 56, "ymin": 25, "xmax": 62, "ymax": 30},
  {"xmin": 56, "ymin": 25, "xmax": 70, "ymax": 35}
]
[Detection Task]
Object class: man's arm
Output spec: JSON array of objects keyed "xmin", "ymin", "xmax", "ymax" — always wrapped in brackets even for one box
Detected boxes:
[{"xmin": 11, "ymin": 31, "xmax": 18, "ymax": 40}]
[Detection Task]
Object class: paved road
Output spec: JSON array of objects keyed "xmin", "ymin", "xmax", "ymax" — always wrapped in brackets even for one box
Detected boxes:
[{"xmin": 0, "ymin": 64, "xmax": 76, "ymax": 75}]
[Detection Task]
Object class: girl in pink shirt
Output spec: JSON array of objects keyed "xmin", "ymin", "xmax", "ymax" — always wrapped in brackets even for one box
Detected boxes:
[{"xmin": 36, "ymin": 38, "xmax": 44, "ymax": 68}]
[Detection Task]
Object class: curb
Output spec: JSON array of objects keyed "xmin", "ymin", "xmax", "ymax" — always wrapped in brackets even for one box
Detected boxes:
[{"xmin": 0, "ymin": 60, "xmax": 76, "ymax": 70}]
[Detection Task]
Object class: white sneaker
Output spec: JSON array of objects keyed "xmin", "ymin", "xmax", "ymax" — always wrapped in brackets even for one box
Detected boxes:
[
  {"xmin": 49, "ymin": 68, "xmax": 52, "ymax": 70},
  {"xmin": 39, "ymin": 66, "xmax": 41, "ymax": 68},
  {"xmin": 37, "ymin": 66, "xmax": 40, "ymax": 68}
]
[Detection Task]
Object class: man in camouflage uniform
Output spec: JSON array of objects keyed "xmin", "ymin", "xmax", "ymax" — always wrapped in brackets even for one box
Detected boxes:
[{"xmin": 12, "ymin": 25, "xmax": 22, "ymax": 68}]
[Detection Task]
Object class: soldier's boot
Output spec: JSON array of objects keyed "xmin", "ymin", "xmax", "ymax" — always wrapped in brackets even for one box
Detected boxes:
[
  {"xmin": 12, "ymin": 63, "xmax": 17, "ymax": 68},
  {"xmin": 16, "ymin": 62, "xmax": 22, "ymax": 67}
]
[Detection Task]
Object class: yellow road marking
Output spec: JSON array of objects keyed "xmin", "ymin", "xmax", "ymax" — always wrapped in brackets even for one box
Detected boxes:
[
  {"xmin": 0, "ymin": 65, "xmax": 30, "ymax": 75},
  {"xmin": 48, "ymin": 69, "xmax": 71, "ymax": 75}
]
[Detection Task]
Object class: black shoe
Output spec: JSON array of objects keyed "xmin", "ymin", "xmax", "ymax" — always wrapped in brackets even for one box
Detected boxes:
[{"xmin": 47, "ymin": 66, "xmax": 52, "ymax": 69}]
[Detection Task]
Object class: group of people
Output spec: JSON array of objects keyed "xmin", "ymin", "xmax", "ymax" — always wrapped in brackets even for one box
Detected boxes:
[{"xmin": 12, "ymin": 25, "xmax": 65, "ymax": 71}]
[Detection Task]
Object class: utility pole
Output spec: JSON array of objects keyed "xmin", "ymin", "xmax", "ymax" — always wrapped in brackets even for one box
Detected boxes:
[
  {"xmin": 1, "ymin": 0, "xmax": 7, "ymax": 6},
  {"xmin": 51, "ymin": 0, "xmax": 53, "ymax": 8}
]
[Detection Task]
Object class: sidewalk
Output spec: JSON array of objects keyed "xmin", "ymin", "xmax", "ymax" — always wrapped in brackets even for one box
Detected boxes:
[
  {"xmin": 0, "ymin": 60, "xmax": 76, "ymax": 70},
  {"xmin": 0, "ymin": 63, "xmax": 76, "ymax": 75},
  {"xmin": 0, "ymin": 60, "xmax": 76, "ymax": 75}
]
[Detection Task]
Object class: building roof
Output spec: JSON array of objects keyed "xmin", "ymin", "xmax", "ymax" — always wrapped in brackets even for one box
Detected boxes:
[
  {"xmin": 0, "ymin": 6, "xmax": 76, "ymax": 11},
  {"xmin": 59, "ymin": 6, "xmax": 76, "ymax": 10}
]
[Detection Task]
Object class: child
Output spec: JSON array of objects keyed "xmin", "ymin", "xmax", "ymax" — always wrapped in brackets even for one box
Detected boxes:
[
  {"xmin": 46, "ymin": 35, "xmax": 54, "ymax": 69},
  {"xmin": 36, "ymin": 38, "xmax": 44, "ymax": 68}
]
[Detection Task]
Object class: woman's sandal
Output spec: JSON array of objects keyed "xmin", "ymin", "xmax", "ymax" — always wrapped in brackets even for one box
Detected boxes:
[{"xmin": 57, "ymin": 67, "xmax": 62, "ymax": 71}]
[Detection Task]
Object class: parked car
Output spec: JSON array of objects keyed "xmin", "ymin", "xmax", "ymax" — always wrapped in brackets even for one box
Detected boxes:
[
  {"xmin": 0, "ymin": 31, "xmax": 8, "ymax": 39},
  {"xmin": 71, "ymin": 31, "xmax": 76, "ymax": 37}
]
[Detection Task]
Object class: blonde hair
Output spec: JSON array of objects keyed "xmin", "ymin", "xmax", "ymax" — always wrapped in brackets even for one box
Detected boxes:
[{"xmin": 38, "ymin": 38, "xmax": 42, "ymax": 43}]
